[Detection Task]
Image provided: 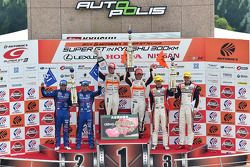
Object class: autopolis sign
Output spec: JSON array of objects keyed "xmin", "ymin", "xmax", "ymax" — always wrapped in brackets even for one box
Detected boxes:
[{"xmin": 75, "ymin": 0, "xmax": 167, "ymax": 18}]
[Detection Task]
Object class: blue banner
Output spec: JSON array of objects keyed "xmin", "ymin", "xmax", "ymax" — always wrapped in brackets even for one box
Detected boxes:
[
  {"xmin": 43, "ymin": 68, "xmax": 57, "ymax": 87},
  {"xmin": 89, "ymin": 63, "xmax": 99, "ymax": 81}
]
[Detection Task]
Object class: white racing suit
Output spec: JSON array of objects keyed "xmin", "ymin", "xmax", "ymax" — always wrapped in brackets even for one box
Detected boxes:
[
  {"xmin": 150, "ymin": 87, "xmax": 171, "ymax": 147},
  {"xmin": 175, "ymin": 82, "xmax": 200, "ymax": 146},
  {"xmin": 131, "ymin": 80, "xmax": 146, "ymax": 132},
  {"xmin": 99, "ymin": 72, "xmax": 122, "ymax": 115},
  {"xmin": 125, "ymin": 70, "xmax": 153, "ymax": 132}
]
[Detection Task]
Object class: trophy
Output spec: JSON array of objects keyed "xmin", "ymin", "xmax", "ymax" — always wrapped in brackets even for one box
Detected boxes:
[
  {"xmin": 94, "ymin": 49, "xmax": 107, "ymax": 70},
  {"xmin": 169, "ymin": 57, "xmax": 178, "ymax": 92},
  {"xmin": 126, "ymin": 25, "xmax": 135, "ymax": 72},
  {"xmin": 69, "ymin": 68, "xmax": 77, "ymax": 104}
]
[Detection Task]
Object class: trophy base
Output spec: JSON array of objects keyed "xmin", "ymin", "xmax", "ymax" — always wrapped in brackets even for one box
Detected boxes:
[{"xmin": 127, "ymin": 67, "xmax": 135, "ymax": 72}]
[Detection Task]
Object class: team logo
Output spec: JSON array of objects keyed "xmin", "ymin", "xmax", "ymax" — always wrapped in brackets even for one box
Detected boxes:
[
  {"xmin": 44, "ymin": 126, "xmax": 53, "ymax": 135},
  {"xmin": 239, "ymin": 140, "xmax": 247, "ymax": 149},
  {"xmin": 193, "ymin": 63, "xmax": 199, "ymax": 69},
  {"xmin": 119, "ymin": 99, "xmax": 127, "ymax": 108},
  {"xmin": 45, "ymin": 139, "xmax": 55, "ymax": 145},
  {"xmin": 0, "ymin": 104, "xmax": 8, "ymax": 115},
  {"xmin": 99, "ymin": 100, "xmax": 105, "ymax": 109},
  {"xmin": 119, "ymin": 87, "xmax": 128, "ymax": 96},
  {"xmin": 0, "ymin": 117, "xmax": 7, "ymax": 125},
  {"xmin": 239, "ymin": 114, "xmax": 247, "ymax": 123},
  {"xmin": 209, "ymin": 125, "xmax": 219, "ymax": 134},
  {"xmin": 223, "ymin": 113, "xmax": 233, "ymax": 122},
  {"xmin": 28, "ymin": 101, "xmax": 37, "ymax": 111},
  {"xmin": 222, "ymin": 139, "xmax": 234, "ymax": 150},
  {"xmin": 42, "ymin": 114, "xmax": 54, "ymax": 124},
  {"xmin": 173, "ymin": 99, "xmax": 180, "ymax": 109},
  {"xmin": 13, "ymin": 115, "xmax": 22, "ymax": 125},
  {"xmin": 171, "ymin": 125, "xmax": 179, "ymax": 135},
  {"xmin": 209, "ymin": 86, "xmax": 217, "ymax": 95},
  {"xmin": 0, "ymin": 90, "xmax": 6, "ymax": 98},
  {"xmin": 44, "ymin": 100, "xmax": 53, "ymax": 110},
  {"xmin": 28, "ymin": 114, "xmax": 36, "ymax": 122},
  {"xmin": 13, "ymin": 128, "xmax": 22, "ymax": 137},
  {"xmin": 238, "ymin": 88, "xmax": 246, "ymax": 97},
  {"xmin": 0, "ymin": 130, "xmax": 8, "ymax": 140},
  {"xmin": 220, "ymin": 43, "xmax": 235, "ymax": 57},
  {"xmin": 207, "ymin": 99, "xmax": 219, "ymax": 110},
  {"xmin": 28, "ymin": 140, "xmax": 37, "ymax": 149},
  {"xmin": 221, "ymin": 87, "xmax": 234, "ymax": 98},
  {"xmin": 10, "ymin": 90, "xmax": 22, "ymax": 100},
  {"xmin": 193, "ymin": 124, "xmax": 201, "ymax": 132},
  {"xmin": 224, "ymin": 126, "xmax": 233, "ymax": 135},
  {"xmin": 174, "ymin": 137, "xmax": 180, "ymax": 145},
  {"xmin": 13, "ymin": 102, "xmax": 21, "ymax": 112},
  {"xmin": 237, "ymin": 66, "xmax": 248, "ymax": 71},
  {"xmin": 27, "ymin": 88, "xmax": 35, "ymax": 96},
  {"xmin": 0, "ymin": 143, "xmax": 7, "ymax": 152},
  {"xmin": 4, "ymin": 48, "xmax": 27, "ymax": 59},
  {"xmin": 173, "ymin": 112, "xmax": 179, "ymax": 121},
  {"xmin": 193, "ymin": 137, "xmax": 202, "ymax": 145},
  {"xmin": 224, "ymin": 100, "xmax": 232, "ymax": 109},
  {"xmin": 237, "ymin": 127, "xmax": 248, "ymax": 138},
  {"xmin": 238, "ymin": 101, "xmax": 247, "ymax": 110},
  {"xmin": 12, "ymin": 141, "xmax": 24, "ymax": 152},
  {"xmin": 209, "ymin": 112, "xmax": 218, "ymax": 121},
  {"xmin": 26, "ymin": 127, "xmax": 38, "ymax": 138},
  {"xmin": 193, "ymin": 112, "xmax": 202, "ymax": 122},
  {"xmin": 209, "ymin": 138, "xmax": 218, "ymax": 147}
]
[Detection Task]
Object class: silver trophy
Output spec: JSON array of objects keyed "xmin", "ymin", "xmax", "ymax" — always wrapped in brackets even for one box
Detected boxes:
[
  {"xmin": 94, "ymin": 49, "xmax": 107, "ymax": 70},
  {"xmin": 169, "ymin": 57, "xmax": 178, "ymax": 92},
  {"xmin": 126, "ymin": 25, "xmax": 135, "ymax": 72},
  {"xmin": 69, "ymin": 68, "xmax": 77, "ymax": 104}
]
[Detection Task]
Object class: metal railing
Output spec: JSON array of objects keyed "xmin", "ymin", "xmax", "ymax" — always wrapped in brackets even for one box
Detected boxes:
[{"xmin": 174, "ymin": 152, "xmax": 250, "ymax": 167}]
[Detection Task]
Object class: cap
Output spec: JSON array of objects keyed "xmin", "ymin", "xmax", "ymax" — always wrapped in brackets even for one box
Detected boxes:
[
  {"xmin": 60, "ymin": 80, "xmax": 67, "ymax": 86},
  {"xmin": 154, "ymin": 75, "xmax": 163, "ymax": 82},
  {"xmin": 108, "ymin": 63, "xmax": 116, "ymax": 69},
  {"xmin": 135, "ymin": 68, "xmax": 143, "ymax": 75},
  {"xmin": 80, "ymin": 80, "xmax": 90, "ymax": 86},
  {"xmin": 184, "ymin": 72, "xmax": 191, "ymax": 78}
]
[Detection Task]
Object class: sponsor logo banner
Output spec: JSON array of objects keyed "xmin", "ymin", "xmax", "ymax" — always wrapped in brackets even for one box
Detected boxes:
[
  {"xmin": 40, "ymin": 112, "xmax": 54, "ymax": 125},
  {"xmin": 0, "ymin": 129, "xmax": 10, "ymax": 142},
  {"xmin": 9, "ymin": 88, "xmax": 24, "ymax": 102},
  {"xmin": 206, "ymin": 124, "xmax": 221, "ymax": 136},
  {"xmin": 10, "ymin": 140, "xmax": 25, "ymax": 154},
  {"xmin": 10, "ymin": 114, "xmax": 24, "ymax": 128},
  {"xmin": 236, "ymin": 139, "xmax": 250, "ymax": 152},
  {"xmin": 236, "ymin": 113, "xmax": 250, "ymax": 126},
  {"xmin": 0, "ymin": 103, "xmax": 10, "ymax": 116},
  {"xmin": 25, "ymin": 139, "xmax": 40, "ymax": 152},
  {"xmin": 221, "ymin": 125, "xmax": 235, "ymax": 138},
  {"xmin": 206, "ymin": 98, "xmax": 220, "ymax": 111},
  {"xmin": 25, "ymin": 113, "xmax": 39, "ymax": 126},
  {"xmin": 220, "ymin": 86, "xmax": 235, "ymax": 99},
  {"xmin": 206, "ymin": 111, "xmax": 220, "ymax": 124},
  {"xmin": 40, "ymin": 125, "xmax": 55, "ymax": 138},
  {"xmin": 25, "ymin": 126, "xmax": 39, "ymax": 139},
  {"xmin": 221, "ymin": 138, "xmax": 236, "ymax": 151},
  {"xmin": 193, "ymin": 123, "xmax": 206, "ymax": 136},
  {"xmin": 0, "ymin": 142, "xmax": 10, "ymax": 155},
  {"xmin": 236, "ymin": 126, "xmax": 250, "ymax": 139},
  {"xmin": 24, "ymin": 100, "xmax": 39, "ymax": 113},
  {"xmin": 207, "ymin": 136, "xmax": 221, "ymax": 150},
  {"xmin": 10, "ymin": 101, "xmax": 24, "ymax": 115},
  {"xmin": 221, "ymin": 99, "xmax": 235, "ymax": 112},
  {"xmin": 235, "ymin": 100, "xmax": 250, "ymax": 112},
  {"xmin": 10, "ymin": 127, "xmax": 25, "ymax": 141},
  {"xmin": 0, "ymin": 116, "xmax": 10, "ymax": 129},
  {"xmin": 221, "ymin": 112, "xmax": 235, "ymax": 124}
]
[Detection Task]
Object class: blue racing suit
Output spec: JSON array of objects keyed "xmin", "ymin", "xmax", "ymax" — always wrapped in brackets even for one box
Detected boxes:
[
  {"xmin": 76, "ymin": 86, "xmax": 102, "ymax": 148},
  {"xmin": 41, "ymin": 88, "xmax": 72, "ymax": 147}
]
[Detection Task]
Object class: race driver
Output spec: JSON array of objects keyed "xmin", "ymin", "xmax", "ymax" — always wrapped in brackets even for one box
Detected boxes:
[
  {"xmin": 175, "ymin": 72, "xmax": 201, "ymax": 150},
  {"xmin": 76, "ymin": 80, "xmax": 102, "ymax": 149},
  {"xmin": 125, "ymin": 66, "xmax": 153, "ymax": 135},
  {"xmin": 98, "ymin": 62, "xmax": 124, "ymax": 115},
  {"xmin": 150, "ymin": 75, "xmax": 173, "ymax": 150},
  {"xmin": 41, "ymin": 80, "xmax": 72, "ymax": 151}
]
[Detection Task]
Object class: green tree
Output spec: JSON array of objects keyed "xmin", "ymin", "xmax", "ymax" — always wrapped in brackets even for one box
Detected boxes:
[
  {"xmin": 215, "ymin": 15, "xmax": 234, "ymax": 31},
  {"xmin": 0, "ymin": 0, "xmax": 27, "ymax": 35},
  {"xmin": 215, "ymin": 0, "xmax": 250, "ymax": 33}
]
